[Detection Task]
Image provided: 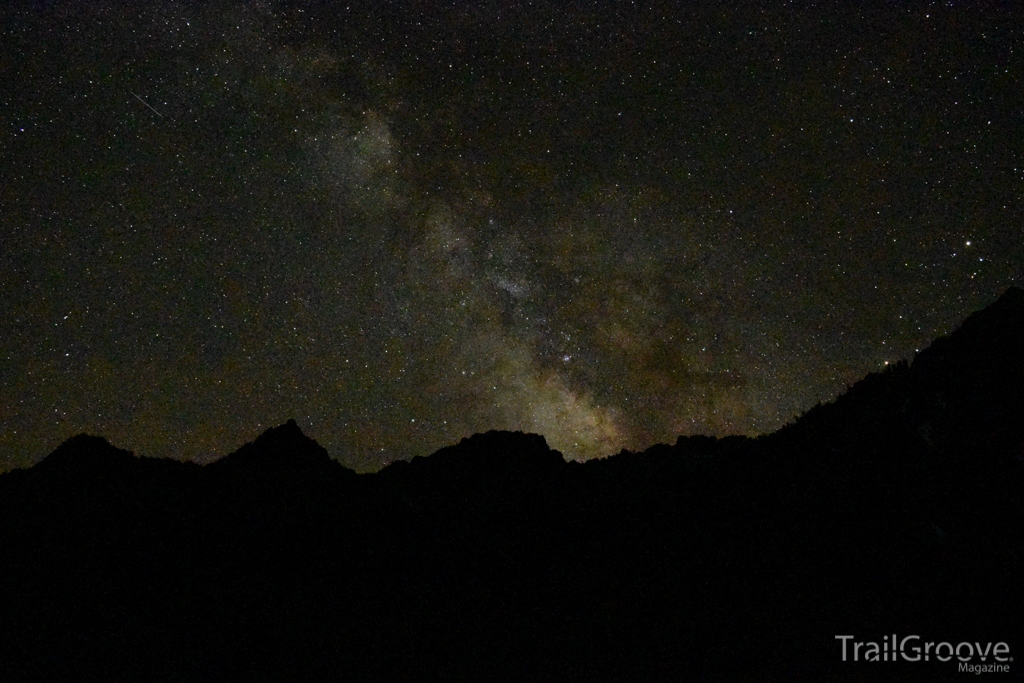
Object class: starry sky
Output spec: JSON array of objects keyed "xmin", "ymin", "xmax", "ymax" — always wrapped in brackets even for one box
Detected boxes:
[{"xmin": 1, "ymin": 0, "xmax": 1022, "ymax": 471}]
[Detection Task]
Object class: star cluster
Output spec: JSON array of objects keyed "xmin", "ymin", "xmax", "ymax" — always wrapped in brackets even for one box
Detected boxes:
[{"xmin": 1, "ymin": 0, "xmax": 1022, "ymax": 470}]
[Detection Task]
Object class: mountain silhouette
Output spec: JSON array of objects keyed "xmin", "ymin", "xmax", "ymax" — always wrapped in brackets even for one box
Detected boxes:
[{"xmin": 0, "ymin": 288, "xmax": 1021, "ymax": 682}]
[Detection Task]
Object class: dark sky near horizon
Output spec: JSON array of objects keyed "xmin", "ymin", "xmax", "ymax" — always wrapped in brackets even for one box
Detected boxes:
[{"xmin": 1, "ymin": 0, "xmax": 1022, "ymax": 471}]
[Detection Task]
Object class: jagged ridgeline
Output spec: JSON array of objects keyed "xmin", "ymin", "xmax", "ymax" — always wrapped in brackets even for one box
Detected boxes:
[{"xmin": 1, "ymin": 288, "xmax": 1022, "ymax": 682}]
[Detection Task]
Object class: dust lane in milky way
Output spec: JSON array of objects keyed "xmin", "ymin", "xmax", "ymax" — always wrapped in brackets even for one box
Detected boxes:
[{"xmin": 1, "ymin": 1, "xmax": 1021, "ymax": 470}]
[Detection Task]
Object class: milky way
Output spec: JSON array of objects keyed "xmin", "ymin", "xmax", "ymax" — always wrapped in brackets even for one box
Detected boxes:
[{"xmin": 1, "ymin": 1, "xmax": 1022, "ymax": 470}]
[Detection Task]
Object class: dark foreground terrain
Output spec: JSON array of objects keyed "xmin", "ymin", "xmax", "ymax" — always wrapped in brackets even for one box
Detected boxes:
[{"xmin": 2, "ymin": 288, "xmax": 1023, "ymax": 682}]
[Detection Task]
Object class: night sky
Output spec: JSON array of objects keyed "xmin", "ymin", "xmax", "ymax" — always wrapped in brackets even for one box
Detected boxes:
[{"xmin": 2, "ymin": 0, "xmax": 1022, "ymax": 472}]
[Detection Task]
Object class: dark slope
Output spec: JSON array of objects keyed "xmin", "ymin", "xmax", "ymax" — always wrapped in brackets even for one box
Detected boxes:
[{"xmin": 0, "ymin": 288, "xmax": 1022, "ymax": 682}]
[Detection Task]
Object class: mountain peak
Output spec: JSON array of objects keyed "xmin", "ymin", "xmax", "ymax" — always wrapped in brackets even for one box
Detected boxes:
[
  {"xmin": 252, "ymin": 418, "xmax": 307, "ymax": 447},
  {"xmin": 40, "ymin": 433, "xmax": 136, "ymax": 470},
  {"xmin": 416, "ymin": 430, "xmax": 565, "ymax": 472},
  {"xmin": 211, "ymin": 419, "xmax": 336, "ymax": 475}
]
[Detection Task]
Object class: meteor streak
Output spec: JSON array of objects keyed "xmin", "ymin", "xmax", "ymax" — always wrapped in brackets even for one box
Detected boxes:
[{"xmin": 131, "ymin": 92, "xmax": 164, "ymax": 118}]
